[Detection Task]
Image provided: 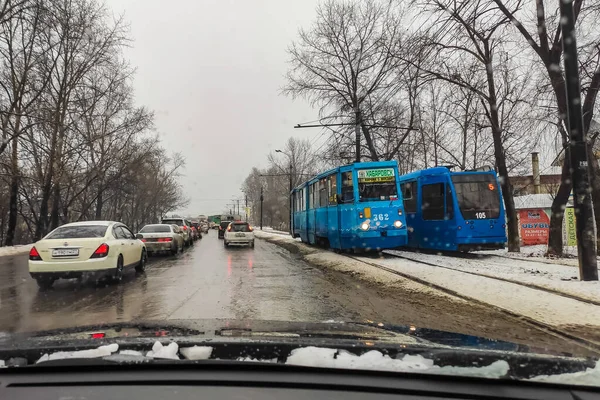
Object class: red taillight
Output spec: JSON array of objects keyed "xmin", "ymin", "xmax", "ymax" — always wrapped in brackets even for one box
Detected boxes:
[
  {"xmin": 227, "ymin": 226, "xmax": 231, "ymax": 231},
  {"xmin": 90, "ymin": 332, "xmax": 105, "ymax": 339},
  {"xmin": 157, "ymin": 237, "xmax": 173, "ymax": 242},
  {"xmin": 91, "ymin": 243, "xmax": 109, "ymax": 258},
  {"xmin": 29, "ymin": 246, "xmax": 41, "ymax": 261},
  {"xmin": 140, "ymin": 238, "xmax": 147, "ymax": 242},
  {"xmin": 248, "ymin": 226, "xmax": 253, "ymax": 232},
  {"xmin": 183, "ymin": 226, "xmax": 187, "ymax": 231}
]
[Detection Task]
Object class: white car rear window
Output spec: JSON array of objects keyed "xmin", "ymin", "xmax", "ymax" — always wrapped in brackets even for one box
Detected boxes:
[{"xmin": 46, "ymin": 225, "xmax": 108, "ymax": 239}]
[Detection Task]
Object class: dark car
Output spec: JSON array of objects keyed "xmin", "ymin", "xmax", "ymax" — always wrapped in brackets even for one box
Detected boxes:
[{"xmin": 218, "ymin": 221, "xmax": 231, "ymax": 239}]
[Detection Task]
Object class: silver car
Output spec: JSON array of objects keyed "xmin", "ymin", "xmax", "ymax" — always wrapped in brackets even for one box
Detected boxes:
[{"xmin": 137, "ymin": 224, "xmax": 184, "ymax": 256}]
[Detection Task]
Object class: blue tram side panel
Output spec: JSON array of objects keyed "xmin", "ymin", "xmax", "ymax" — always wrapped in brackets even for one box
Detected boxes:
[
  {"xmin": 397, "ymin": 166, "xmax": 507, "ymax": 252},
  {"xmin": 291, "ymin": 161, "xmax": 408, "ymax": 251}
]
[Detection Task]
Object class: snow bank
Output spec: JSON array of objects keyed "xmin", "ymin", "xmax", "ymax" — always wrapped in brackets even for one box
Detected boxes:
[
  {"xmin": 529, "ymin": 361, "xmax": 600, "ymax": 386},
  {"xmin": 146, "ymin": 341, "xmax": 179, "ymax": 360},
  {"xmin": 255, "ymin": 231, "xmax": 467, "ymax": 302},
  {"xmin": 0, "ymin": 244, "xmax": 32, "ymax": 257},
  {"xmin": 286, "ymin": 347, "xmax": 509, "ymax": 378},
  {"xmin": 180, "ymin": 346, "xmax": 212, "ymax": 360},
  {"xmin": 0, "ymin": 360, "xmax": 5, "ymax": 368},
  {"xmin": 36, "ymin": 343, "xmax": 118, "ymax": 363}
]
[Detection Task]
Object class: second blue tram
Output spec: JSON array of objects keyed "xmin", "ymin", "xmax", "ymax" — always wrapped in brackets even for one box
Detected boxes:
[
  {"xmin": 397, "ymin": 166, "xmax": 507, "ymax": 252},
  {"xmin": 291, "ymin": 161, "xmax": 408, "ymax": 251}
]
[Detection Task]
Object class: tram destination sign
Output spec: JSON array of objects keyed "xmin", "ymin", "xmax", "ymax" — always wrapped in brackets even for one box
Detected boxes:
[{"xmin": 358, "ymin": 168, "xmax": 395, "ymax": 183}]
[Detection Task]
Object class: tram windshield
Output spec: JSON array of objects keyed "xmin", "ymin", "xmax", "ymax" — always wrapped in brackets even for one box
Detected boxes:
[
  {"xmin": 451, "ymin": 174, "xmax": 501, "ymax": 219},
  {"xmin": 357, "ymin": 168, "xmax": 398, "ymax": 202}
]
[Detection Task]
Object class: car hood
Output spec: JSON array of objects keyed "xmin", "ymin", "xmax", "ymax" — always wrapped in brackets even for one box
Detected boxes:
[
  {"xmin": 0, "ymin": 318, "xmax": 553, "ymax": 354},
  {"xmin": 0, "ymin": 319, "xmax": 596, "ymax": 381}
]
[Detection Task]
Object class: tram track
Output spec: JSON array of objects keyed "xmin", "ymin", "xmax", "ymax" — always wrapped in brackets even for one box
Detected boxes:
[
  {"xmin": 342, "ymin": 252, "xmax": 600, "ymax": 355},
  {"xmin": 380, "ymin": 250, "xmax": 600, "ymax": 307}
]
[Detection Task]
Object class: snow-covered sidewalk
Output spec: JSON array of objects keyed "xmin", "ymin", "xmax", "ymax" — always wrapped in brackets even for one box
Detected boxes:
[
  {"xmin": 255, "ymin": 231, "xmax": 600, "ymax": 333},
  {"xmin": 0, "ymin": 244, "xmax": 32, "ymax": 257}
]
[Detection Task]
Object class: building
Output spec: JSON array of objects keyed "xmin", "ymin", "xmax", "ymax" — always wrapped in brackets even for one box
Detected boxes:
[{"xmin": 510, "ymin": 152, "xmax": 561, "ymax": 196}]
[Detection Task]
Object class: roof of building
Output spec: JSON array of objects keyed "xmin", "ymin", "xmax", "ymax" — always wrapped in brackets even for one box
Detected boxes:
[{"xmin": 513, "ymin": 193, "xmax": 573, "ymax": 210}]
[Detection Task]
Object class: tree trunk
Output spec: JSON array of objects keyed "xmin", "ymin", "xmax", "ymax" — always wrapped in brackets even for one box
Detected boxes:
[
  {"xmin": 5, "ymin": 137, "xmax": 19, "ymax": 246},
  {"xmin": 50, "ymin": 184, "xmax": 60, "ymax": 230},
  {"xmin": 548, "ymin": 154, "xmax": 572, "ymax": 256},
  {"xmin": 95, "ymin": 188, "xmax": 103, "ymax": 219},
  {"xmin": 5, "ymin": 176, "xmax": 19, "ymax": 246},
  {"xmin": 484, "ymin": 47, "xmax": 520, "ymax": 252}
]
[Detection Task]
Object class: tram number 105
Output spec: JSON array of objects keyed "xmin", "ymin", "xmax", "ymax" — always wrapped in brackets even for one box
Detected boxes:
[
  {"xmin": 475, "ymin": 212, "xmax": 487, "ymax": 219},
  {"xmin": 372, "ymin": 213, "xmax": 389, "ymax": 221}
]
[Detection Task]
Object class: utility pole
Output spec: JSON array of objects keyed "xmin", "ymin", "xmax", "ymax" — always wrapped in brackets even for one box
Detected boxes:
[
  {"xmin": 289, "ymin": 161, "xmax": 293, "ymax": 235},
  {"xmin": 354, "ymin": 109, "xmax": 361, "ymax": 162},
  {"xmin": 560, "ymin": 0, "xmax": 598, "ymax": 281},
  {"xmin": 245, "ymin": 194, "xmax": 248, "ymax": 222},
  {"xmin": 260, "ymin": 186, "xmax": 264, "ymax": 230}
]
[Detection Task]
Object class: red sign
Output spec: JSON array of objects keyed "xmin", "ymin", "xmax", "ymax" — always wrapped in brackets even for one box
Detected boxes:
[{"xmin": 519, "ymin": 209, "xmax": 550, "ymax": 245}]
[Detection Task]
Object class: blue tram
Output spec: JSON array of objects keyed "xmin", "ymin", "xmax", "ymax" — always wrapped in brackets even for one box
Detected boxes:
[
  {"xmin": 397, "ymin": 166, "xmax": 507, "ymax": 252},
  {"xmin": 291, "ymin": 161, "xmax": 408, "ymax": 251}
]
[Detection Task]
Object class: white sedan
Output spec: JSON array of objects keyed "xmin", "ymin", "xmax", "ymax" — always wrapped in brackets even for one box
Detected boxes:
[{"xmin": 28, "ymin": 221, "xmax": 147, "ymax": 289}]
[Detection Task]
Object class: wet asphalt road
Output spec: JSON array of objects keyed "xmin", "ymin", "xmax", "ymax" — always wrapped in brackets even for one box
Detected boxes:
[
  {"xmin": 0, "ymin": 231, "xmax": 374, "ymax": 332},
  {"xmin": 0, "ymin": 231, "xmax": 597, "ymax": 357}
]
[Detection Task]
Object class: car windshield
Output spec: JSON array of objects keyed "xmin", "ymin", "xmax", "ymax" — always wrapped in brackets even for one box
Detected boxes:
[
  {"xmin": 45, "ymin": 225, "xmax": 108, "ymax": 239},
  {"xmin": 1, "ymin": 0, "xmax": 598, "ymax": 387},
  {"xmin": 140, "ymin": 225, "xmax": 172, "ymax": 233}
]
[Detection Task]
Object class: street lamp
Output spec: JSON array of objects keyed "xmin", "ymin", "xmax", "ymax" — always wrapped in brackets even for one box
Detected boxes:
[{"xmin": 275, "ymin": 149, "xmax": 293, "ymax": 235}]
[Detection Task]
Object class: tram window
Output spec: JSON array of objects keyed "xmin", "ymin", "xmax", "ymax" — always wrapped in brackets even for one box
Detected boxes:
[
  {"xmin": 401, "ymin": 181, "xmax": 417, "ymax": 213},
  {"xmin": 308, "ymin": 184, "xmax": 314, "ymax": 209},
  {"xmin": 312, "ymin": 183, "xmax": 318, "ymax": 208},
  {"xmin": 341, "ymin": 171, "xmax": 354, "ymax": 203},
  {"xmin": 319, "ymin": 178, "xmax": 328, "ymax": 207},
  {"xmin": 422, "ymin": 183, "xmax": 445, "ymax": 220},
  {"xmin": 329, "ymin": 174, "xmax": 338, "ymax": 205},
  {"xmin": 301, "ymin": 188, "xmax": 305, "ymax": 211}
]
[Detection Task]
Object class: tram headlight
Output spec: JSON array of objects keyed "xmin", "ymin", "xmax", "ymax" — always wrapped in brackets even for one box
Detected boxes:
[
  {"xmin": 360, "ymin": 222, "xmax": 370, "ymax": 231},
  {"xmin": 398, "ymin": 209, "xmax": 403, "ymax": 216},
  {"xmin": 394, "ymin": 220, "xmax": 403, "ymax": 228}
]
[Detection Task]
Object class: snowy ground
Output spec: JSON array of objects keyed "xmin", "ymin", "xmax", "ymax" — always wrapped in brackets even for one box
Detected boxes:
[
  {"xmin": 255, "ymin": 231, "xmax": 600, "ymax": 332},
  {"xmin": 0, "ymin": 244, "xmax": 32, "ymax": 257},
  {"xmin": 385, "ymin": 249, "xmax": 600, "ymax": 304},
  {"xmin": 477, "ymin": 244, "xmax": 590, "ymax": 267}
]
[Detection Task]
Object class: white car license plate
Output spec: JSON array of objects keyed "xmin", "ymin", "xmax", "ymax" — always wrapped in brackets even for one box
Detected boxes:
[
  {"xmin": 235, "ymin": 233, "xmax": 245, "ymax": 237},
  {"xmin": 52, "ymin": 248, "xmax": 79, "ymax": 257}
]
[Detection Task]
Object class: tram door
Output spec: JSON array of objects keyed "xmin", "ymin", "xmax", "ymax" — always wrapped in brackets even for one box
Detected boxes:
[
  {"xmin": 419, "ymin": 176, "xmax": 454, "ymax": 249},
  {"xmin": 400, "ymin": 180, "xmax": 418, "ymax": 247},
  {"xmin": 326, "ymin": 173, "xmax": 341, "ymax": 248}
]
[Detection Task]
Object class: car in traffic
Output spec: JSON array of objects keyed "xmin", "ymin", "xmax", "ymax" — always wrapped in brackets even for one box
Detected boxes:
[
  {"xmin": 218, "ymin": 220, "xmax": 232, "ymax": 239},
  {"xmin": 223, "ymin": 221, "xmax": 254, "ymax": 248},
  {"xmin": 160, "ymin": 217, "xmax": 194, "ymax": 246},
  {"xmin": 200, "ymin": 223, "xmax": 209, "ymax": 233},
  {"xmin": 28, "ymin": 221, "xmax": 147, "ymax": 289},
  {"xmin": 136, "ymin": 224, "xmax": 184, "ymax": 255}
]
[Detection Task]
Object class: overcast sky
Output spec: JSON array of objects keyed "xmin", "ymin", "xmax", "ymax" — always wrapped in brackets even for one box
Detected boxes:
[{"xmin": 105, "ymin": 0, "xmax": 321, "ymax": 217}]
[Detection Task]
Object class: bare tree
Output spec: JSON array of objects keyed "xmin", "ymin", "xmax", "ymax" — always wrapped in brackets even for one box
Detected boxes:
[
  {"xmin": 405, "ymin": 0, "xmax": 527, "ymax": 251},
  {"xmin": 493, "ymin": 0, "xmax": 600, "ymax": 255},
  {"xmin": 284, "ymin": 0, "xmax": 412, "ymax": 161}
]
